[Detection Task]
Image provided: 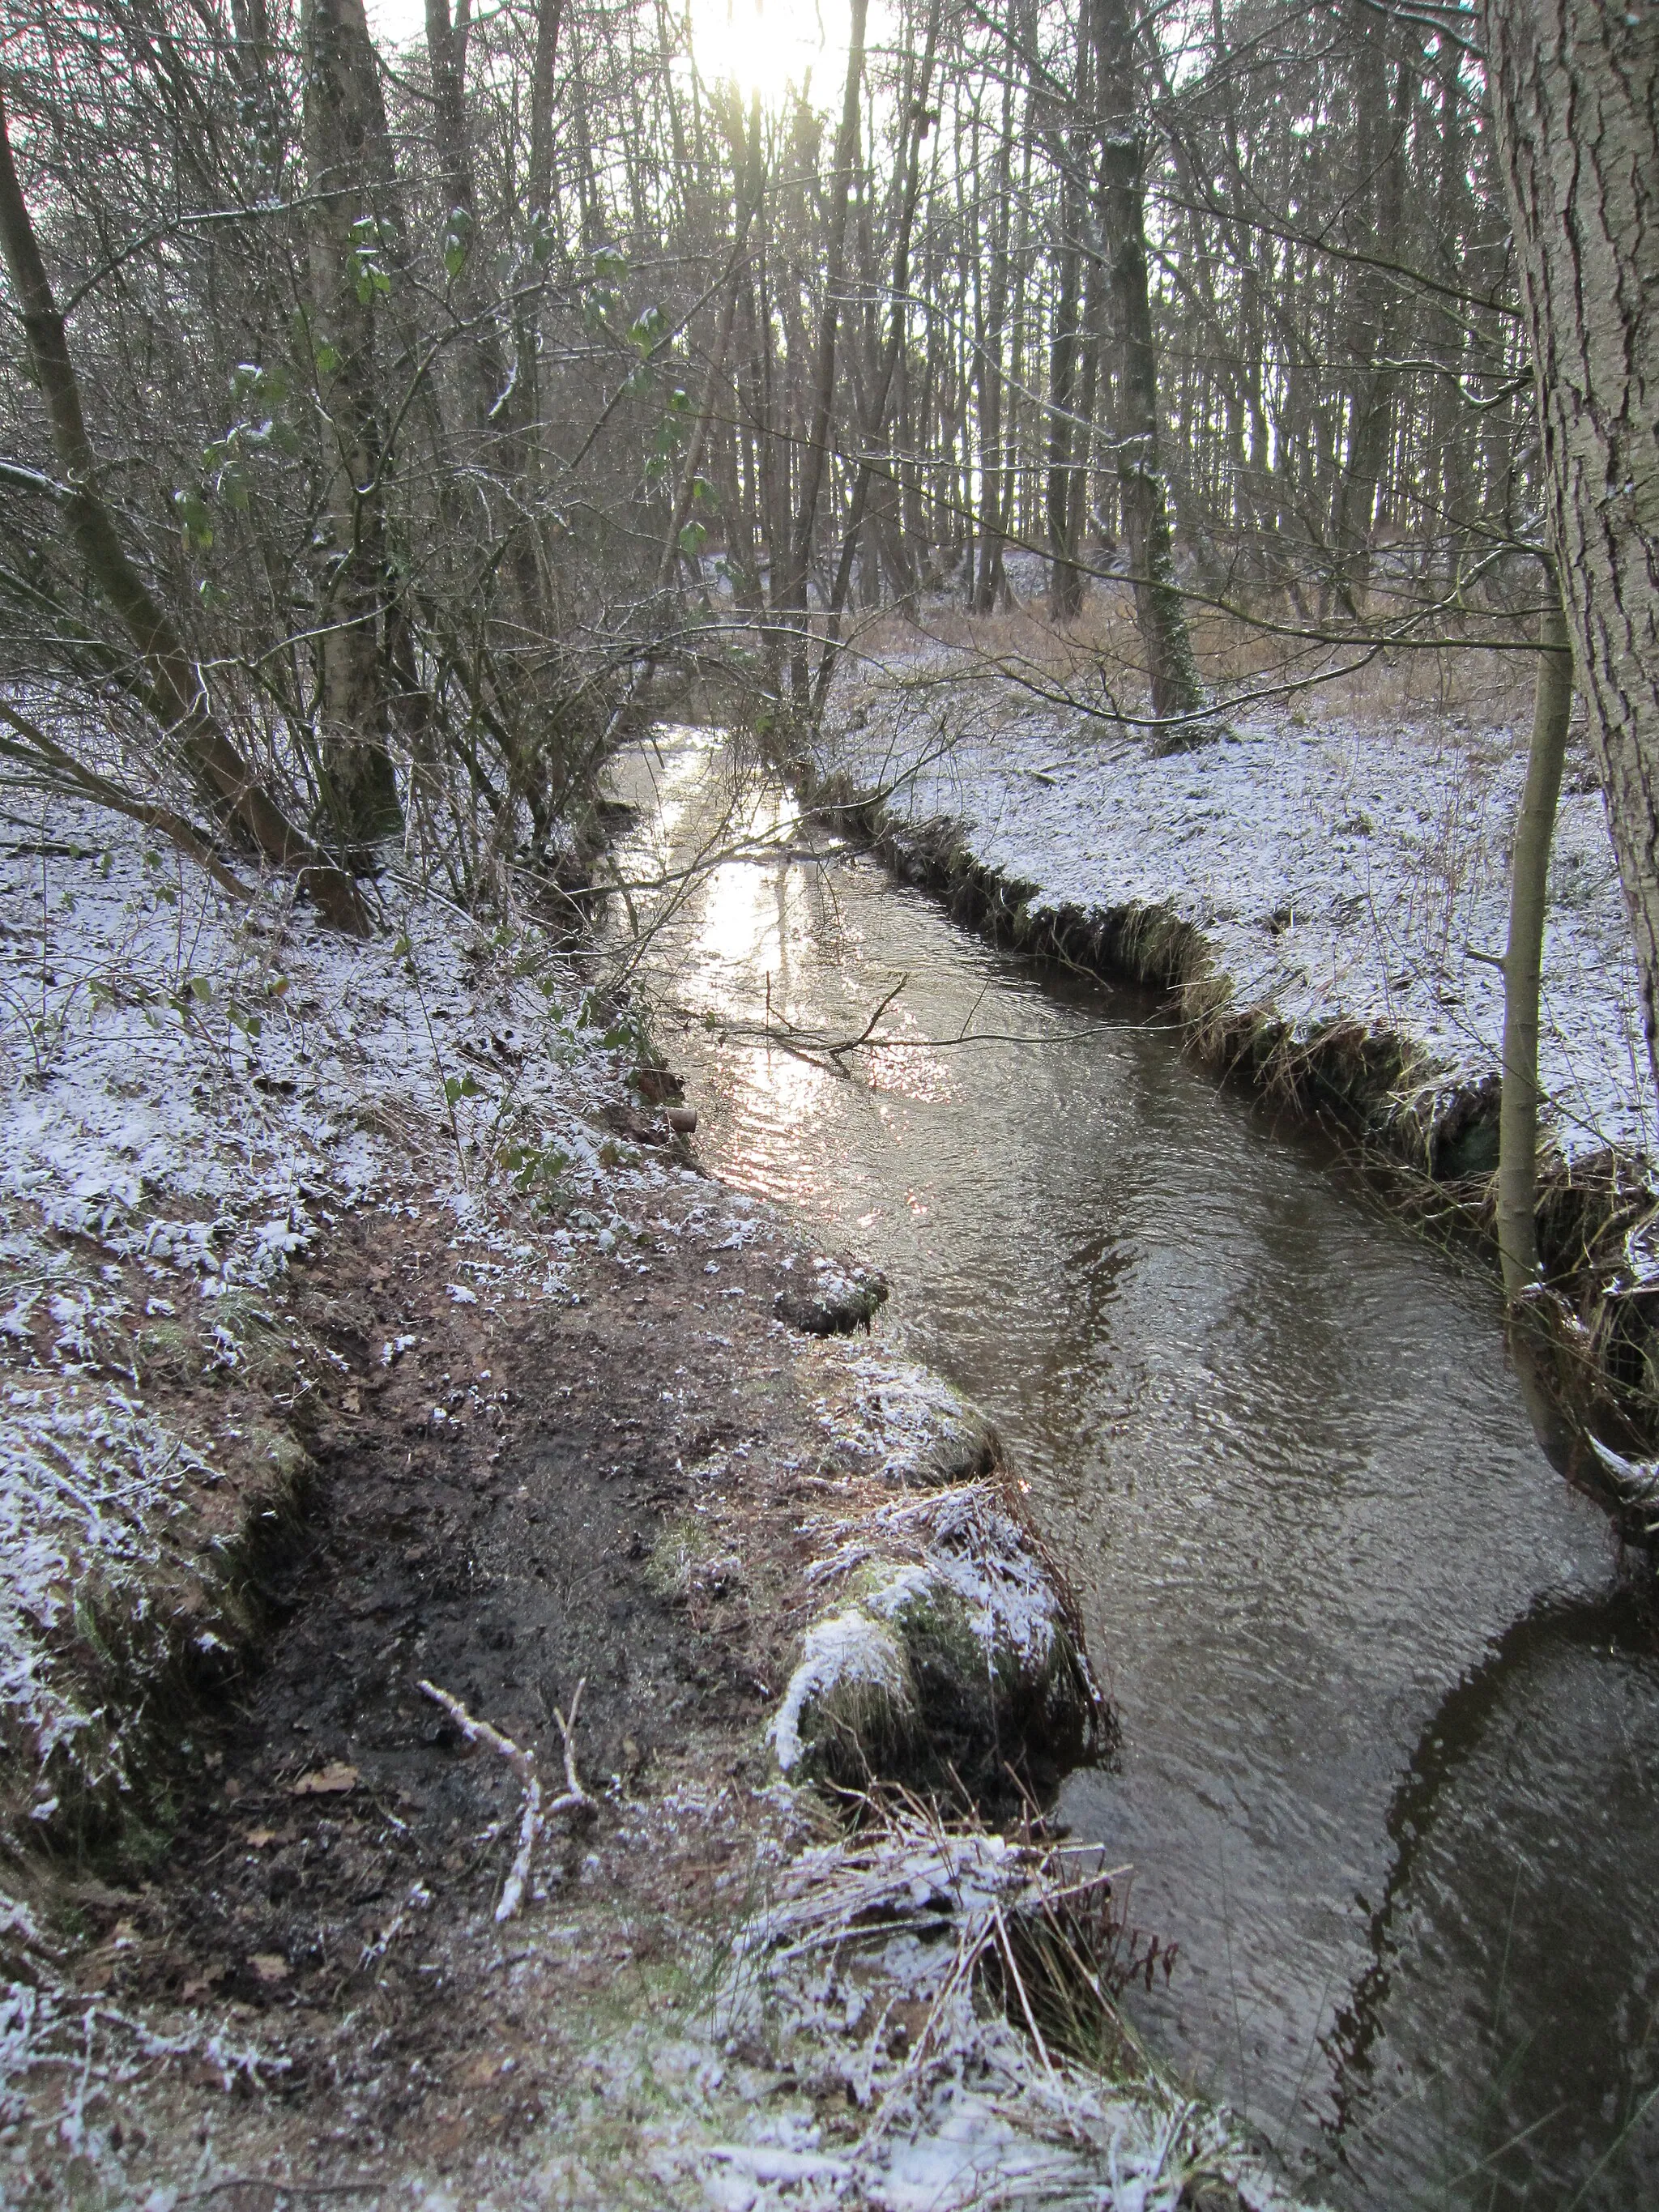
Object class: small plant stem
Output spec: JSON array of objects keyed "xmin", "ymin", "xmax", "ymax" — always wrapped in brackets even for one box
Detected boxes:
[{"xmin": 1498, "ymin": 579, "xmax": 1573, "ymax": 1299}]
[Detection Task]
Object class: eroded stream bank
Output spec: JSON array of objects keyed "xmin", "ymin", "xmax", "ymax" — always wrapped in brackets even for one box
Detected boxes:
[{"xmin": 617, "ymin": 725, "xmax": 1659, "ymax": 2210}]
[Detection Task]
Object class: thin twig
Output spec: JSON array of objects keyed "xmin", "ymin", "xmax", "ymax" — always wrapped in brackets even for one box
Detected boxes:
[{"xmin": 418, "ymin": 1677, "xmax": 591, "ymax": 1922}]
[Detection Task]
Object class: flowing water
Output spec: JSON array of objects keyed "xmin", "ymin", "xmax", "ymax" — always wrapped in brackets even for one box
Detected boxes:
[{"xmin": 615, "ymin": 727, "xmax": 1659, "ymax": 2208}]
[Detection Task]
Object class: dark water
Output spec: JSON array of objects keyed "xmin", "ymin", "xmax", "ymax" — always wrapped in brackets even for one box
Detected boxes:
[{"xmin": 616, "ymin": 728, "xmax": 1659, "ymax": 2208}]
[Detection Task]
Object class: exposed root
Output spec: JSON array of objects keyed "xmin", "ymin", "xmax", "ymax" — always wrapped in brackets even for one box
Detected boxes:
[{"xmin": 418, "ymin": 1677, "xmax": 592, "ymax": 1922}]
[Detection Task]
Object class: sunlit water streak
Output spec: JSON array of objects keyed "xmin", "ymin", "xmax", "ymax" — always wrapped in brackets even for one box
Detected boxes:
[{"xmin": 613, "ymin": 727, "xmax": 1659, "ymax": 2208}]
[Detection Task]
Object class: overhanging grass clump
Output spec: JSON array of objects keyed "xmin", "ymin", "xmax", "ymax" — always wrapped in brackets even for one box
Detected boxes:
[{"xmin": 770, "ymin": 1478, "xmax": 1110, "ymax": 1816}]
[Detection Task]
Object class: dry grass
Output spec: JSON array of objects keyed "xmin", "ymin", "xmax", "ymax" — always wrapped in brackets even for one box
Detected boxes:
[{"xmin": 827, "ymin": 579, "xmax": 1541, "ymax": 737}]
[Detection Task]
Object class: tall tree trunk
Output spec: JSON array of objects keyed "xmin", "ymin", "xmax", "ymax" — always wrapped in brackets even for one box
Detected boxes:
[
  {"xmin": 302, "ymin": 0, "xmax": 402, "ymax": 846},
  {"xmin": 1328, "ymin": 2, "xmax": 1410, "ymax": 614},
  {"xmin": 778, "ymin": 0, "xmax": 870, "ymax": 706},
  {"xmin": 427, "ymin": 0, "xmax": 510, "ymax": 435},
  {"xmin": 1484, "ymin": 0, "xmax": 1659, "ymax": 1093},
  {"xmin": 1046, "ymin": 214, "xmax": 1084, "ymax": 621},
  {"xmin": 0, "ymin": 82, "xmax": 367, "ymax": 932},
  {"xmin": 813, "ymin": 0, "xmax": 941, "ymax": 710},
  {"xmin": 510, "ymin": 0, "xmax": 563, "ymax": 514},
  {"xmin": 1499, "ymin": 583, "xmax": 1573, "ymax": 1298},
  {"xmin": 1090, "ymin": 0, "xmax": 1207, "ymax": 737}
]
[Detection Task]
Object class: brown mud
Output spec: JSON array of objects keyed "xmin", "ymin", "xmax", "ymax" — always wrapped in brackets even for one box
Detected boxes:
[{"xmin": 3, "ymin": 1183, "xmax": 913, "ymax": 2198}]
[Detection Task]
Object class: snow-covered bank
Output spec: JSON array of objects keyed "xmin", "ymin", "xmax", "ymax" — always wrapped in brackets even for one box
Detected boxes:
[
  {"xmin": 822, "ymin": 646, "xmax": 1659, "ymax": 1203},
  {"xmin": 821, "ymin": 649, "xmax": 1653, "ymax": 1172},
  {"xmin": 0, "ymin": 786, "xmax": 1317, "ymax": 2210},
  {"xmin": 0, "ymin": 788, "xmax": 679, "ymax": 1832}
]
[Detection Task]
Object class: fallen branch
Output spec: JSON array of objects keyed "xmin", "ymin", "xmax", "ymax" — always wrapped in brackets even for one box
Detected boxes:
[{"xmin": 418, "ymin": 1677, "xmax": 591, "ymax": 1921}]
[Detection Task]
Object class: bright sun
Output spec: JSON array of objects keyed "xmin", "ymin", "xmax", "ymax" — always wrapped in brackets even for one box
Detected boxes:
[
  {"xmin": 365, "ymin": 0, "xmax": 852, "ymax": 113},
  {"xmin": 685, "ymin": 0, "xmax": 847, "ymax": 109}
]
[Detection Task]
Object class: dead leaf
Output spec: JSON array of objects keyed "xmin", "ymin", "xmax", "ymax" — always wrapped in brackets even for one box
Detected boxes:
[
  {"xmin": 291, "ymin": 1762, "xmax": 359, "ymax": 1796},
  {"xmin": 248, "ymin": 1953, "xmax": 289, "ymax": 1984},
  {"xmin": 244, "ymin": 1827, "xmax": 279, "ymax": 1849},
  {"xmin": 181, "ymin": 1963, "xmax": 228, "ymax": 2001},
  {"xmin": 343, "ymin": 1386, "xmax": 361, "ymax": 1413},
  {"xmin": 457, "ymin": 2053, "xmax": 503, "ymax": 2088}
]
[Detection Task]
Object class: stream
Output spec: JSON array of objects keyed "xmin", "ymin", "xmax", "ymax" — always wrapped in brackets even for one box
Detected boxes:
[{"xmin": 614, "ymin": 726, "xmax": 1659, "ymax": 2209}]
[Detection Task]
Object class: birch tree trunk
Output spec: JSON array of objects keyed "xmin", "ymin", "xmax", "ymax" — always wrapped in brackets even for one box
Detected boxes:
[{"xmin": 1483, "ymin": 0, "xmax": 1659, "ymax": 1093}]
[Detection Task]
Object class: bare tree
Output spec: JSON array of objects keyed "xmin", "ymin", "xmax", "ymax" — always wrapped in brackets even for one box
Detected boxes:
[{"xmin": 0, "ymin": 76, "xmax": 367, "ymax": 930}]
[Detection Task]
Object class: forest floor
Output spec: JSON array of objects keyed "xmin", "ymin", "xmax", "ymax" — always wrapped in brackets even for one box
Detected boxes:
[
  {"xmin": 0, "ymin": 789, "xmax": 1303, "ymax": 2208},
  {"xmin": 821, "ymin": 618, "xmax": 1651, "ymax": 1170}
]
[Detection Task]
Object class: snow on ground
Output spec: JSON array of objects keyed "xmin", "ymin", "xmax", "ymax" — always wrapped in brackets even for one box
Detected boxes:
[
  {"xmin": 0, "ymin": 783, "xmax": 699, "ymax": 1813},
  {"xmin": 824, "ymin": 646, "xmax": 1655, "ymax": 1164},
  {"xmin": 0, "ymin": 783, "xmax": 1315, "ymax": 2209}
]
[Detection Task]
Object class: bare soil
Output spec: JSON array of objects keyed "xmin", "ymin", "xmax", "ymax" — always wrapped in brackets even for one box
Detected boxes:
[{"xmin": 6, "ymin": 1176, "xmax": 869, "ymax": 2201}]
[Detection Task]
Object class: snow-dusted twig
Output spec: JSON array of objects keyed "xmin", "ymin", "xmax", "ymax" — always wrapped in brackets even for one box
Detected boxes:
[{"xmin": 418, "ymin": 1677, "xmax": 591, "ymax": 1922}]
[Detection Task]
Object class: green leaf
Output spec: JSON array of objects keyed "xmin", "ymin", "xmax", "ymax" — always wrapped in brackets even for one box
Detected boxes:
[
  {"xmin": 441, "ymin": 205, "xmax": 474, "ymax": 280},
  {"xmin": 625, "ymin": 304, "xmax": 667, "ymax": 354},
  {"xmin": 173, "ymin": 487, "xmax": 214, "ymax": 552},
  {"xmin": 678, "ymin": 520, "xmax": 707, "ymax": 558}
]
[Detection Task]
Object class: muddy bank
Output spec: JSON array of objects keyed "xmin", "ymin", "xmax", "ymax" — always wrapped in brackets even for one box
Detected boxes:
[
  {"xmin": 0, "ymin": 1162, "xmax": 1294, "ymax": 2210},
  {"xmin": 0, "ymin": 782, "xmax": 1311, "ymax": 2205},
  {"xmin": 793, "ymin": 752, "xmax": 1659, "ymax": 1522}
]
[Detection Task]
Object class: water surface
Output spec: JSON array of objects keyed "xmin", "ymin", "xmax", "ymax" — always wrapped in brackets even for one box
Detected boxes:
[{"xmin": 615, "ymin": 728, "xmax": 1659, "ymax": 2207}]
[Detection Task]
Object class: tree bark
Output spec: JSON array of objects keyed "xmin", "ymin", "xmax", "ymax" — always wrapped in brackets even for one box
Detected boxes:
[
  {"xmin": 777, "ymin": 0, "xmax": 870, "ymax": 706},
  {"xmin": 302, "ymin": 0, "xmax": 403, "ymax": 846},
  {"xmin": 1046, "ymin": 211, "xmax": 1085, "ymax": 621},
  {"xmin": 1328, "ymin": 2, "xmax": 1411, "ymax": 614},
  {"xmin": 0, "ymin": 81, "xmax": 367, "ymax": 931},
  {"xmin": 1499, "ymin": 586, "xmax": 1573, "ymax": 1298},
  {"xmin": 1090, "ymin": 0, "xmax": 1207, "ymax": 737},
  {"xmin": 1484, "ymin": 0, "xmax": 1659, "ymax": 1096}
]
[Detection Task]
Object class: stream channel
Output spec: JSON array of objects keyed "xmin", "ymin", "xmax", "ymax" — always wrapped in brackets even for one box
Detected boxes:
[{"xmin": 613, "ymin": 724, "xmax": 1659, "ymax": 2209}]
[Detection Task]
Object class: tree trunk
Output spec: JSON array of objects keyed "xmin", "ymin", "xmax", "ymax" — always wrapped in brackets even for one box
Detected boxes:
[
  {"xmin": 1484, "ymin": 0, "xmax": 1659, "ymax": 1095},
  {"xmin": 1090, "ymin": 0, "xmax": 1207, "ymax": 737},
  {"xmin": 302, "ymin": 0, "xmax": 402, "ymax": 846},
  {"xmin": 778, "ymin": 0, "xmax": 870, "ymax": 706},
  {"xmin": 1046, "ymin": 216, "xmax": 1084, "ymax": 621},
  {"xmin": 1328, "ymin": 2, "xmax": 1410, "ymax": 614},
  {"xmin": 0, "ymin": 81, "xmax": 367, "ymax": 932},
  {"xmin": 813, "ymin": 0, "xmax": 941, "ymax": 712},
  {"xmin": 1499, "ymin": 586, "xmax": 1573, "ymax": 1298},
  {"xmin": 427, "ymin": 0, "xmax": 510, "ymax": 436}
]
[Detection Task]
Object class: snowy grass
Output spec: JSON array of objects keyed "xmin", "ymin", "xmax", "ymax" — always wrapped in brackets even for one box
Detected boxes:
[
  {"xmin": 823, "ymin": 650, "xmax": 1653, "ymax": 1166},
  {"xmin": 693, "ymin": 1801, "xmax": 1316, "ymax": 2210},
  {"xmin": 0, "ymin": 782, "xmax": 685, "ymax": 1831}
]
